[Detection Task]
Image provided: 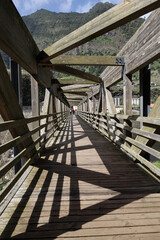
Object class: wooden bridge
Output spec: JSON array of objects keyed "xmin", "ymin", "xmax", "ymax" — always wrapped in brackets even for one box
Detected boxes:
[{"xmin": 0, "ymin": 0, "xmax": 160, "ymax": 239}]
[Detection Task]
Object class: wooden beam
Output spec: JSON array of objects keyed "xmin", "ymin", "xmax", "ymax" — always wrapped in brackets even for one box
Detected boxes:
[
  {"xmin": 42, "ymin": 89, "xmax": 51, "ymax": 115},
  {"xmin": 63, "ymin": 87, "xmax": 91, "ymax": 93},
  {"xmin": 61, "ymin": 84, "xmax": 94, "ymax": 91},
  {"xmin": 58, "ymin": 78, "xmax": 96, "ymax": 85},
  {"xmin": 10, "ymin": 59, "xmax": 24, "ymax": 173},
  {"xmin": 40, "ymin": 56, "xmax": 125, "ymax": 66},
  {"xmin": 39, "ymin": 0, "xmax": 160, "ymax": 62},
  {"xmin": 140, "ymin": 65, "xmax": 151, "ymax": 117},
  {"xmin": 125, "ymin": 9, "xmax": 160, "ymax": 74},
  {"xmin": 88, "ymin": 9, "xmax": 160, "ymax": 98},
  {"xmin": 0, "ymin": 1, "xmax": 53, "ymax": 90},
  {"xmin": 64, "ymin": 92, "xmax": 87, "ymax": 96},
  {"xmin": 106, "ymin": 88, "xmax": 116, "ymax": 115},
  {"xmin": 123, "ymin": 74, "xmax": 132, "ymax": 115},
  {"xmin": 68, "ymin": 99, "xmax": 80, "ymax": 102},
  {"xmin": 64, "ymin": 93, "xmax": 84, "ymax": 98},
  {"xmin": 31, "ymin": 76, "xmax": 40, "ymax": 146},
  {"xmin": 51, "ymin": 65, "xmax": 102, "ymax": 84},
  {"xmin": 0, "ymin": 0, "xmax": 39, "ymax": 74}
]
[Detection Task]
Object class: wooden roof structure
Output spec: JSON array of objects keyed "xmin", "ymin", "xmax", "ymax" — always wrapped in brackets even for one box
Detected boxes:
[
  {"xmin": 0, "ymin": 0, "xmax": 160, "ymax": 231},
  {"xmin": 0, "ymin": 0, "xmax": 160, "ymax": 108}
]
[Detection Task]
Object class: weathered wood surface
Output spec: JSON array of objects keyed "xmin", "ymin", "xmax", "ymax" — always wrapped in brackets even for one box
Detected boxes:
[
  {"xmin": 62, "ymin": 84, "xmax": 95, "ymax": 91},
  {"xmin": 86, "ymin": 8, "xmax": 160, "ymax": 100},
  {"xmin": 131, "ymin": 96, "xmax": 160, "ymax": 154},
  {"xmin": 0, "ymin": 1, "xmax": 52, "ymax": 89},
  {"xmin": 1, "ymin": 116, "xmax": 160, "ymax": 239},
  {"xmin": 52, "ymin": 65, "xmax": 102, "ymax": 84},
  {"xmin": 63, "ymin": 88, "xmax": 91, "ymax": 93},
  {"xmin": 0, "ymin": 0, "xmax": 38, "ymax": 74},
  {"xmin": 42, "ymin": 56, "xmax": 125, "ymax": 66},
  {"xmin": 58, "ymin": 78, "xmax": 96, "ymax": 85},
  {"xmin": 39, "ymin": 0, "xmax": 160, "ymax": 62}
]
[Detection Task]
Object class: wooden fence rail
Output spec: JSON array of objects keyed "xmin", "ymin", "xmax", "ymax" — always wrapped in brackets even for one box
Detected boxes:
[
  {"xmin": 78, "ymin": 111, "xmax": 160, "ymax": 179},
  {"xmin": 0, "ymin": 111, "xmax": 68, "ymax": 203}
]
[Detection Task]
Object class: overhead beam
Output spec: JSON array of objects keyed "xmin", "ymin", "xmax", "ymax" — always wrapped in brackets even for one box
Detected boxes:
[
  {"xmin": 61, "ymin": 84, "xmax": 94, "ymax": 91},
  {"xmin": 58, "ymin": 78, "xmax": 96, "ymax": 85},
  {"xmin": 63, "ymin": 88, "xmax": 91, "ymax": 93},
  {"xmin": 38, "ymin": 0, "xmax": 160, "ymax": 62},
  {"xmin": 63, "ymin": 92, "xmax": 87, "ymax": 96},
  {"xmin": 64, "ymin": 93, "xmax": 84, "ymax": 99},
  {"xmin": 40, "ymin": 56, "xmax": 125, "ymax": 66},
  {"xmin": 51, "ymin": 65, "xmax": 102, "ymax": 84}
]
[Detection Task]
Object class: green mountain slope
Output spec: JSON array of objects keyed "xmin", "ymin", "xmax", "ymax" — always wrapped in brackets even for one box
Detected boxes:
[
  {"xmin": 22, "ymin": 2, "xmax": 144, "ymax": 77},
  {"xmin": 23, "ymin": 2, "xmax": 144, "ymax": 53}
]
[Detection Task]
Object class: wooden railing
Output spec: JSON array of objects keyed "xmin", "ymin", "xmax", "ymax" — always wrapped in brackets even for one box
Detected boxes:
[
  {"xmin": 78, "ymin": 111, "xmax": 160, "ymax": 179},
  {"xmin": 0, "ymin": 111, "xmax": 68, "ymax": 203}
]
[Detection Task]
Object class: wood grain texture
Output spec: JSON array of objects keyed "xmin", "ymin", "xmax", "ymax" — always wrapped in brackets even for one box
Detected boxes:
[
  {"xmin": 86, "ymin": 8, "xmax": 160, "ymax": 100},
  {"xmin": 43, "ymin": 56, "xmax": 125, "ymax": 66},
  {"xmin": 51, "ymin": 65, "xmax": 102, "ymax": 84},
  {"xmin": 131, "ymin": 96, "xmax": 160, "ymax": 154},
  {"xmin": 39, "ymin": 0, "xmax": 160, "ymax": 62},
  {"xmin": 1, "ymin": 115, "xmax": 160, "ymax": 239}
]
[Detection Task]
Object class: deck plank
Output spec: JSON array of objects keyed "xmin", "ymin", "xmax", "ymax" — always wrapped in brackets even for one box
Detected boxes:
[{"xmin": 0, "ymin": 115, "xmax": 160, "ymax": 239}]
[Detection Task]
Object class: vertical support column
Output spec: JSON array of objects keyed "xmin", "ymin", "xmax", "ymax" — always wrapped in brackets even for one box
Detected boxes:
[
  {"xmin": 102, "ymin": 83, "xmax": 107, "ymax": 114},
  {"xmin": 92, "ymin": 95, "xmax": 96, "ymax": 114},
  {"xmin": 10, "ymin": 59, "xmax": 22, "ymax": 107},
  {"xmin": 123, "ymin": 73, "xmax": 132, "ymax": 144},
  {"xmin": 139, "ymin": 65, "xmax": 151, "ymax": 160},
  {"xmin": 97, "ymin": 85, "xmax": 103, "ymax": 113},
  {"xmin": 31, "ymin": 76, "xmax": 40, "ymax": 147},
  {"xmin": 123, "ymin": 74, "xmax": 132, "ymax": 115},
  {"xmin": 140, "ymin": 65, "xmax": 150, "ymax": 118},
  {"xmin": 42, "ymin": 88, "xmax": 50, "ymax": 115},
  {"xmin": 50, "ymin": 94, "xmax": 58, "ymax": 130},
  {"xmin": 105, "ymin": 87, "xmax": 117, "ymax": 141},
  {"xmin": 42, "ymin": 88, "xmax": 50, "ymax": 140},
  {"xmin": 105, "ymin": 88, "xmax": 116, "ymax": 115},
  {"xmin": 10, "ymin": 58, "xmax": 23, "ymax": 173}
]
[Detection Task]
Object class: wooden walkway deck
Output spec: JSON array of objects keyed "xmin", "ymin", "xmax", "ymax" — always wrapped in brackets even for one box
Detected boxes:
[{"xmin": 1, "ymin": 115, "xmax": 160, "ymax": 239}]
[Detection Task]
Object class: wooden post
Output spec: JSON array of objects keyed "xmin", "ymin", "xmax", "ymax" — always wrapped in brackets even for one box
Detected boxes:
[
  {"xmin": 31, "ymin": 76, "xmax": 40, "ymax": 148},
  {"xmin": 42, "ymin": 88, "xmax": 51, "ymax": 141},
  {"xmin": 140, "ymin": 65, "xmax": 150, "ymax": 118},
  {"xmin": 105, "ymin": 88, "xmax": 117, "ymax": 141},
  {"xmin": 123, "ymin": 73, "xmax": 132, "ymax": 116},
  {"xmin": 106, "ymin": 88, "xmax": 116, "ymax": 115},
  {"xmin": 10, "ymin": 58, "xmax": 23, "ymax": 173},
  {"xmin": 139, "ymin": 65, "xmax": 151, "ymax": 159},
  {"xmin": 102, "ymin": 82, "xmax": 107, "ymax": 114},
  {"xmin": 123, "ymin": 73, "xmax": 132, "ymax": 143},
  {"xmin": 50, "ymin": 94, "xmax": 58, "ymax": 130},
  {"xmin": 91, "ymin": 87, "xmax": 96, "ymax": 114}
]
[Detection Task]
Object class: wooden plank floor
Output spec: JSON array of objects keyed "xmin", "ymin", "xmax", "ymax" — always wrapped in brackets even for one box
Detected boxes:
[{"xmin": 1, "ymin": 115, "xmax": 160, "ymax": 239}]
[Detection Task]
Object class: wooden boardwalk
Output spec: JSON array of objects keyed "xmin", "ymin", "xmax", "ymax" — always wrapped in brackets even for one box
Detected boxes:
[{"xmin": 1, "ymin": 115, "xmax": 160, "ymax": 239}]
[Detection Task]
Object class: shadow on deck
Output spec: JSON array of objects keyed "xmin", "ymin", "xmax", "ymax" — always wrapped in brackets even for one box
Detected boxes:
[{"xmin": 0, "ymin": 115, "xmax": 160, "ymax": 239}]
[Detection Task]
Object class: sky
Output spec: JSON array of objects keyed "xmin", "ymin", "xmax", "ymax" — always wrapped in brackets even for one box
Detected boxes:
[{"xmin": 12, "ymin": 0, "xmax": 122, "ymax": 16}]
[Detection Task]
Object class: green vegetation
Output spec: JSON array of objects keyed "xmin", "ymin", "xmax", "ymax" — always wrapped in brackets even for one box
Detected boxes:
[
  {"xmin": 22, "ymin": 2, "xmax": 144, "ymax": 52},
  {"xmin": 153, "ymin": 161, "xmax": 160, "ymax": 169}
]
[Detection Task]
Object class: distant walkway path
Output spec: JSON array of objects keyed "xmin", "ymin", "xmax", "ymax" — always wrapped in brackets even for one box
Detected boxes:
[{"xmin": 1, "ymin": 115, "xmax": 160, "ymax": 239}]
